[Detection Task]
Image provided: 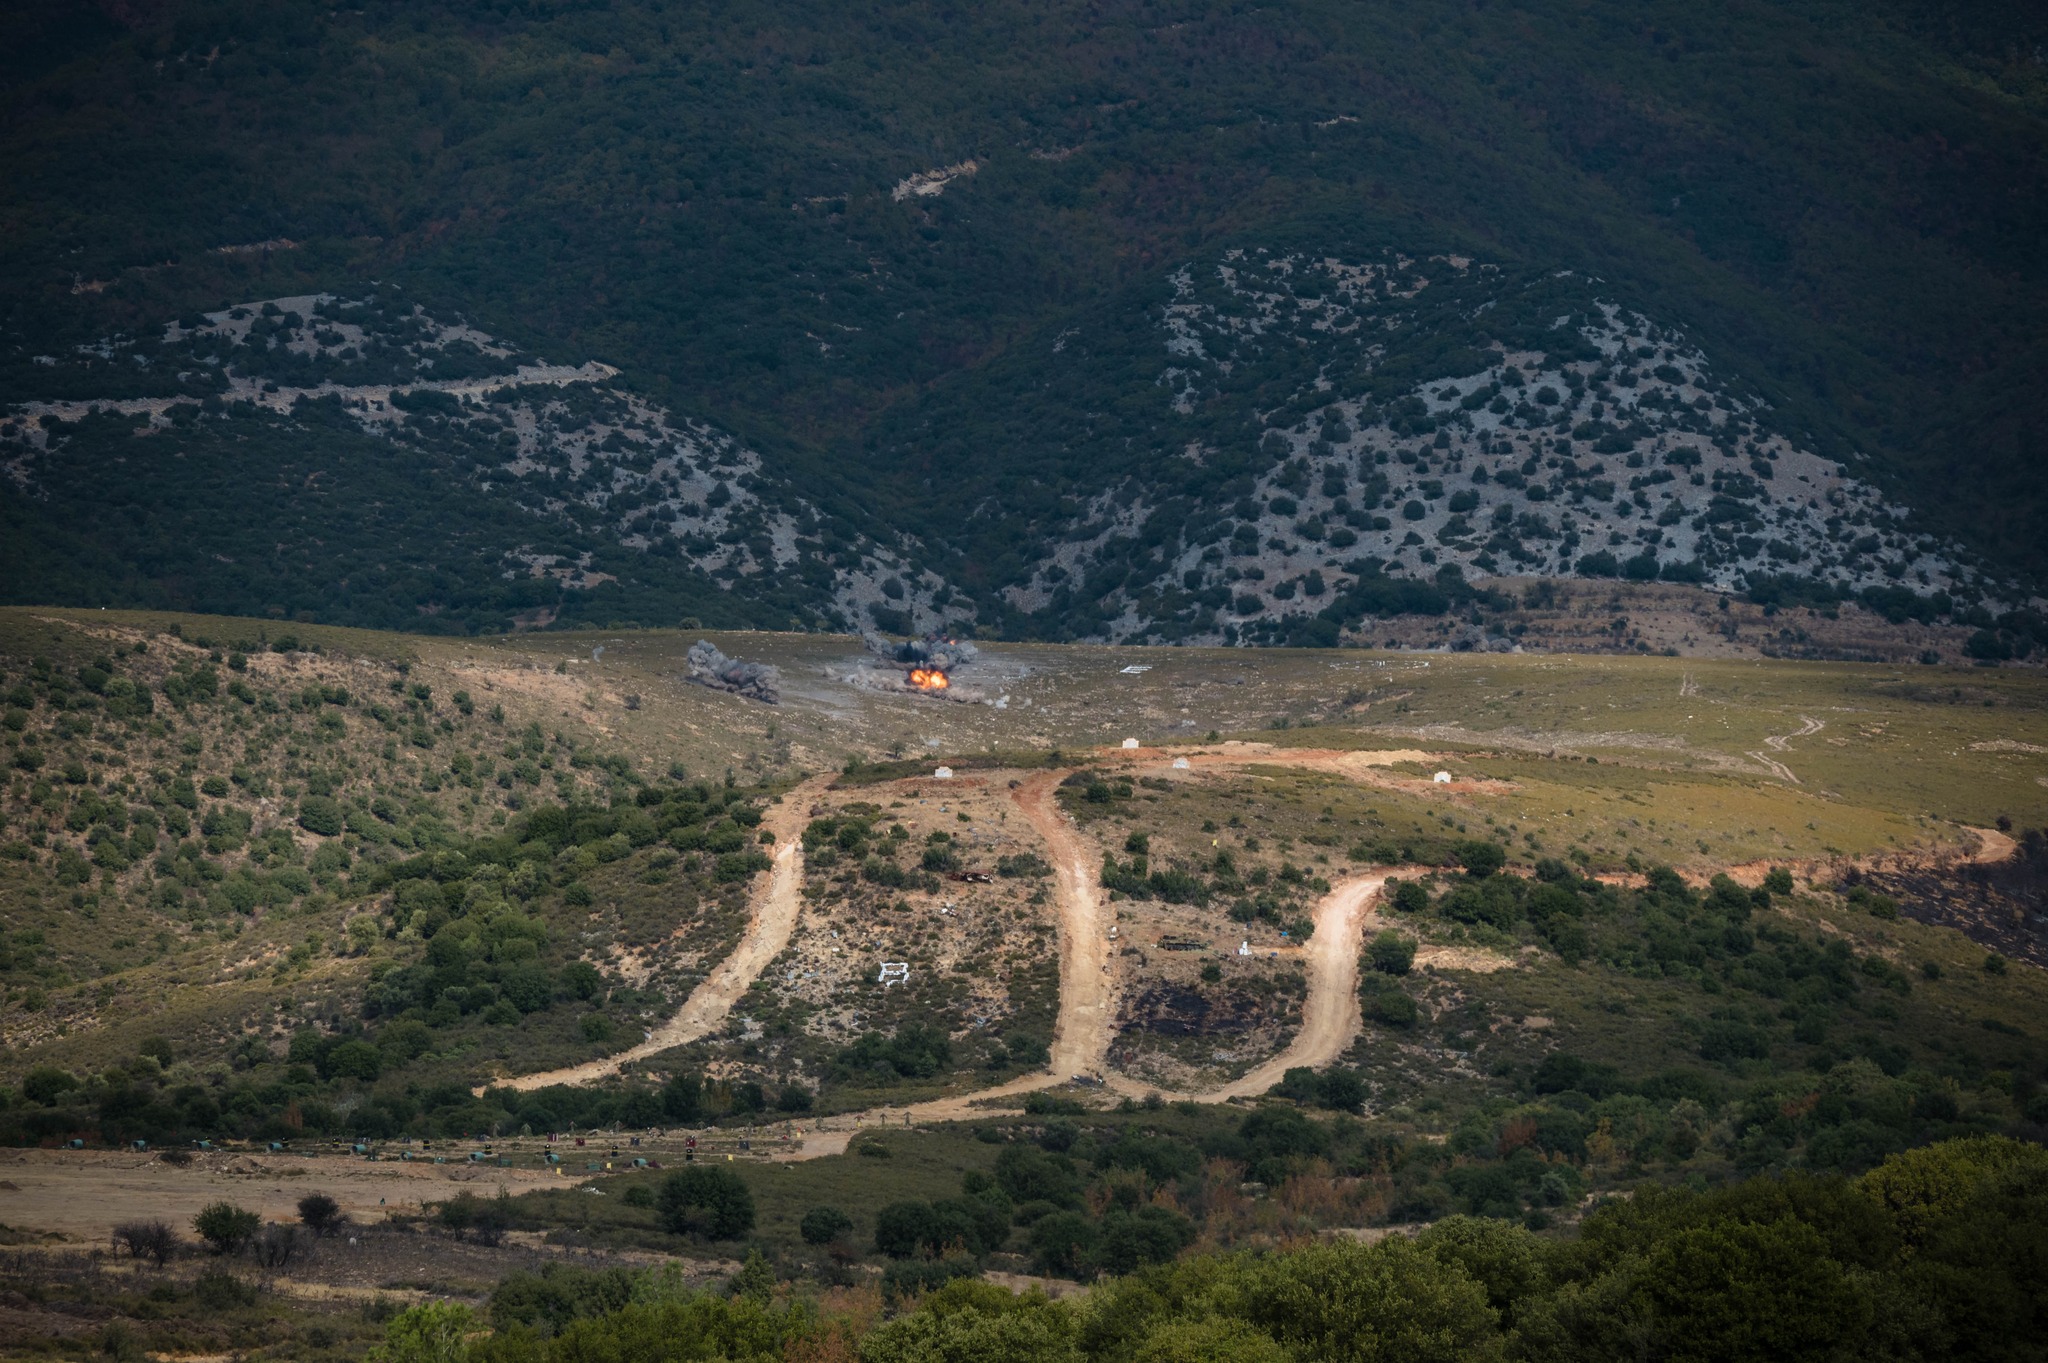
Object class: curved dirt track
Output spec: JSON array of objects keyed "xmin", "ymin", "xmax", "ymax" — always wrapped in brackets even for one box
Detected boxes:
[
  {"xmin": 1013, "ymin": 769, "xmax": 1118, "ymax": 1081},
  {"xmin": 797, "ymin": 752, "xmax": 1413, "ymax": 1144},
  {"xmin": 1747, "ymin": 714, "xmax": 1824, "ymax": 784},
  {"xmin": 505, "ymin": 732, "xmax": 2016, "ymax": 1141},
  {"xmin": 1024, "ymin": 749, "xmax": 1411, "ymax": 1105},
  {"xmin": 808, "ymin": 772, "xmax": 1127, "ymax": 1139},
  {"xmin": 1966, "ymin": 825, "xmax": 2018, "ymax": 864},
  {"xmin": 796, "ymin": 863, "xmax": 1394, "ymax": 1150},
  {"xmin": 500, "ymin": 777, "xmax": 829, "ymax": 1092},
  {"xmin": 1108, "ymin": 872, "xmax": 1392, "ymax": 1103}
]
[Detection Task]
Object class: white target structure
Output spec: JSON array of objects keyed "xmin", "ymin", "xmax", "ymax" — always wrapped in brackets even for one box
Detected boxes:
[{"xmin": 877, "ymin": 962, "xmax": 910, "ymax": 987}]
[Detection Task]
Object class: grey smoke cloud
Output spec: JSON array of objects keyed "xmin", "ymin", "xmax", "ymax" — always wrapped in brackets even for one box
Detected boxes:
[
  {"xmin": 864, "ymin": 631, "xmax": 979, "ymax": 674},
  {"xmin": 686, "ymin": 639, "xmax": 781, "ymax": 704}
]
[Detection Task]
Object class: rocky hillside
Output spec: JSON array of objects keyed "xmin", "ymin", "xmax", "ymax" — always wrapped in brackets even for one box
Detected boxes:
[
  {"xmin": 2, "ymin": 0, "xmax": 2044, "ymax": 639},
  {"xmin": 881, "ymin": 249, "xmax": 2011, "ymax": 645},
  {"xmin": 8, "ymin": 266, "xmax": 2037, "ymax": 659},
  {"xmin": 3, "ymin": 293, "xmax": 923, "ymax": 635}
]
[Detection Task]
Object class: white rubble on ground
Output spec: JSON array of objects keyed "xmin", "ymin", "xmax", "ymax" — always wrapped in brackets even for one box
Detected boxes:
[{"xmin": 891, "ymin": 160, "xmax": 978, "ymax": 201}]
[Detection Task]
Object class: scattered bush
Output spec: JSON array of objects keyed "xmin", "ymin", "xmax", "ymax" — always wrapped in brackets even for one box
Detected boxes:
[
  {"xmin": 1369, "ymin": 930, "xmax": 1417, "ymax": 975},
  {"xmin": 112, "ymin": 1220, "xmax": 177, "ymax": 1266},
  {"xmin": 437, "ymin": 1192, "xmax": 512, "ymax": 1246},
  {"xmin": 192, "ymin": 1201, "xmax": 259, "ymax": 1255}
]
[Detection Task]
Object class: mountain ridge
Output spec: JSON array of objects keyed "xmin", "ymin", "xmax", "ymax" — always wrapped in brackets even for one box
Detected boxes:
[
  {"xmin": 7, "ymin": 263, "xmax": 2038, "ymax": 659},
  {"xmin": 1, "ymin": 0, "xmax": 2044, "ymax": 642}
]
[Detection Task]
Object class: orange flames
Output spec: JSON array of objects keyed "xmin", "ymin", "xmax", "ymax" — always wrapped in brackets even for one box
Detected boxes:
[{"xmin": 908, "ymin": 668, "xmax": 950, "ymax": 691}]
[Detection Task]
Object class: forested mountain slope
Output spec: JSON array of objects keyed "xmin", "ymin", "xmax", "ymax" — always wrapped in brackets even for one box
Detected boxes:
[
  {"xmin": 2, "ymin": 0, "xmax": 2044, "ymax": 638},
  {"xmin": 1, "ymin": 293, "xmax": 917, "ymax": 634}
]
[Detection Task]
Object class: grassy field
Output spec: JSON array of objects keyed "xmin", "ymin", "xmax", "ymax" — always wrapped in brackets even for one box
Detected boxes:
[{"xmin": 393, "ymin": 624, "xmax": 2048, "ymax": 841}]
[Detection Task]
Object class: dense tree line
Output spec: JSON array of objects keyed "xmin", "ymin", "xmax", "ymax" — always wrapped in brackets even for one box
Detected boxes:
[{"xmin": 358, "ymin": 1134, "xmax": 2047, "ymax": 1361}]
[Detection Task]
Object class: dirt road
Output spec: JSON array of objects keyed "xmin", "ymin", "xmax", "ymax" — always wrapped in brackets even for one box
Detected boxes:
[
  {"xmin": 1193, "ymin": 872, "xmax": 1387, "ymax": 1100},
  {"xmin": 485, "ymin": 742, "xmax": 1520, "ymax": 1149},
  {"xmin": 499, "ymin": 777, "xmax": 828, "ymax": 1091},
  {"xmin": 1966, "ymin": 825, "xmax": 2018, "ymax": 864},
  {"xmin": 787, "ymin": 753, "xmax": 1425, "ymax": 1147},
  {"xmin": 1011, "ymin": 770, "xmax": 1117, "ymax": 1081},
  {"xmin": 786, "ymin": 863, "xmax": 1398, "ymax": 1151},
  {"xmin": 1747, "ymin": 714, "xmax": 1823, "ymax": 784},
  {"xmin": 790, "ymin": 771, "xmax": 1129, "ymax": 1142},
  {"xmin": 1105, "ymin": 872, "xmax": 1391, "ymax": 1103}
]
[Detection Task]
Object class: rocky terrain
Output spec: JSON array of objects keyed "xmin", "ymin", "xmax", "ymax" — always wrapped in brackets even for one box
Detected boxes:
[{"xmin": 7, "ymin": 276, "xmax": 2038, "ymax": 660}]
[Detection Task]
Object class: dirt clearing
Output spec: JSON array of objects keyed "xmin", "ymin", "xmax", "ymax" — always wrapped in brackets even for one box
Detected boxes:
[{"xmin": 0, "ymin": 1149, "xmax": 547, "ymax": 1243}]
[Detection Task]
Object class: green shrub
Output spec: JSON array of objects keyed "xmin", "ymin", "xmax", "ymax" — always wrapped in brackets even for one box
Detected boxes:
[
  {"xmin": 1369, "ymin": 930, "xmax": 1416, "ymax": 976},
  {"xmin": 193, "ymin": 1201, "xmax": 260, "ymax": 1255},
  {"xmin": 22, "ymin": 1066, "xmax": 77, "ymax": 1106},
  {"xmin": 800, "ymin": 1205, "xmax": 853, "ymax": 1245},
  {"xmin": 1458, "ymin": 841, "xmax": 1507, "ymax": 877},
  {"xmin": 1363, "ymin": 982, "xmax": 1418, "ymax": 1029},
  {"xmin": 657, "ymin": 1166, "xmax": 755, "ymax": 1239}
]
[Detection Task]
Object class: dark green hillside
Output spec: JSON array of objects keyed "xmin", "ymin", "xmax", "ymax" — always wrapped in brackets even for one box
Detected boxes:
[
  {"xmin": 0, "ymin": 398, "xmax": 830, "ymax": 635},
  {"xmin": 1, "ymin": 0, "xmax": 2043, "ymax": 611}
]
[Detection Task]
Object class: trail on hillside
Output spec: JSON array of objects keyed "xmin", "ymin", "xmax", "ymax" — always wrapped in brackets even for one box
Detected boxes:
[
  {"xmin": 503, "ymin": 748, "xmax": 1426, "ymax": 1141},
  {"xmin": 794, "ymin": 754, "xmax": 1418, "ymax": 1145},
  {"xmin": 1011, "ymin": 770, "xmax": 1118, "ymax": 1081},
  {"xmin": 1967, "ymin": 826, "xmax": 2018, "ymax": 864},
  {"xmin": 1103, "ymin": 872, "xmax": 1392, "ymax": 1104},
  {"xmin": 1201, "ymin": 874, "xmax": 1388, "ymax": 1100},
  {"xmin": 1747, "ymin": 714, "xmax": 1823, "ymax": 784},
  {"xmin": 1765, "ymin": 715, "xmax": 1825, "ymax": 750},
  {"xmin": 807, "ymin": 773, "xmax": 1127, "ymax": 1138},
  {"xmin": 500, "ymin": 777, "xmax": 828, "ymax": 1092},
  {"xmin": 792, "ymin": 865, "xmax": 1397, "ymax": 1150}
]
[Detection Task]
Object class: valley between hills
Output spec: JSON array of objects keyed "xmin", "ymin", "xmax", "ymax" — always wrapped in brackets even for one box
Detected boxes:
[{"xmin": 4, "ymin": 2, "xmax": 2047, "ymax": 1356}]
